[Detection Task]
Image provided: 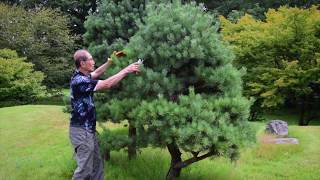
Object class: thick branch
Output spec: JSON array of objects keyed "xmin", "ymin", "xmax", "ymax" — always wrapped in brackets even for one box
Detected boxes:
[{"xmin": 174, "ymin": 150, "xmax": 218, "ymax": 169}]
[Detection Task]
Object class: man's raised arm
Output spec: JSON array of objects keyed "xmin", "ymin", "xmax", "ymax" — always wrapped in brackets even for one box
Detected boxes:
[
  {"xmin": 91, "ymin": 58, "xmax": 112, "ymax": 79},
  {"xmin": 94, "ymin": 63, "xmax": 140, "ymax": 91}
]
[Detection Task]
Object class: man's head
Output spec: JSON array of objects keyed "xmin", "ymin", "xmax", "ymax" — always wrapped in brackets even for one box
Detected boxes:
[{"xmin": 73, "ymin": 49, "xmax": 95, "ymax": 72}]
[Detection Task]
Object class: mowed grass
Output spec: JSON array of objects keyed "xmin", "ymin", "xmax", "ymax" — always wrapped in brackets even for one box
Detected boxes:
[
  {"xmin": 0, "ymin": 105, "xmax": 74, "ymax": 180},
  {"xmin": 0, "ymin": 105, "xmax": 320, "ymax": 180}
]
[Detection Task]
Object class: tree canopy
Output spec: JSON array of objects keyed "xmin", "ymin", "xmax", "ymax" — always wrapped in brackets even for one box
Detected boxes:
[
  {"xmin": 0, "ymin": 3, "xmax": 76, "ymax": 88},
  {"xmin": 0, "ymin": 0, "xmax": 98, "ymax": 37},
  {"xmin": 220, "ymin": 6, "xmax": 320, "ymax": 125}
]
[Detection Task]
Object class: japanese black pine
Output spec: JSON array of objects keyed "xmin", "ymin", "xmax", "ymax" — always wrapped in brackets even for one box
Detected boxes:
[{"xmin": 97, "ymin": 1, "xmax": 255, "ymax": 179}]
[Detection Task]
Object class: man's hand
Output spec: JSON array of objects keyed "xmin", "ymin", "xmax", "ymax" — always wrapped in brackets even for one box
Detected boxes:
[{"xmin": 122, "ymin": 62, "xmax": 141, "ymax": 74}]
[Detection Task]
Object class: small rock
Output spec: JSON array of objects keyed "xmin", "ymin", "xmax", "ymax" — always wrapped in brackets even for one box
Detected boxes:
[
  {"xmin": 266, "ymin": 120, "xmax": 288, "ymax": 136},
  {"xmin": 265, "ymin": 138, "xmax": 299, "ymax": 144}
]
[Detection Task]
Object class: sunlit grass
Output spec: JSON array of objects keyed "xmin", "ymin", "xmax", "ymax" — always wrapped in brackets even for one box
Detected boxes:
[{"xmin": 0, "ymin": 105, "xmax": 319, "ymax": 180}]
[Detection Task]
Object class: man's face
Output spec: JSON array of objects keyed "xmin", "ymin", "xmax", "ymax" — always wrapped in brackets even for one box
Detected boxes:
[{"xmin": 81, "ymin": 52, "xmax": 95, "ymax": 72}]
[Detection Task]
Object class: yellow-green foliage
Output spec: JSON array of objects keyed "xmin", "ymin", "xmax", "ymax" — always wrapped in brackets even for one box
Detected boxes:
[
  {"xmin": 220, "ymin": 6, "xmax": 320, "ymax": 108},
  {"xmin": 0, "ymin": 49, "xmax": 45, "ymax": 102}
]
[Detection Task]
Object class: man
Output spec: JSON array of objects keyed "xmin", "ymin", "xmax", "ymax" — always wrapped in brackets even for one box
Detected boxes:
[{"xmin": 69, "ymin": 49, "xmax": 140, "ymax": 180}]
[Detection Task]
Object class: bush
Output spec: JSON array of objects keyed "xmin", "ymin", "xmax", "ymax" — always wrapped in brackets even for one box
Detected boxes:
[{"xmin": 0, "ymin": 49, "xmax": 45, "ymax": 105}]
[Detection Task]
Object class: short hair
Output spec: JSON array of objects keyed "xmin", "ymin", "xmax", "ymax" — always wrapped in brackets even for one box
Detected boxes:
[{"xmin": 74, "ymin": 49, "xmax": 89, "ymax": 68}]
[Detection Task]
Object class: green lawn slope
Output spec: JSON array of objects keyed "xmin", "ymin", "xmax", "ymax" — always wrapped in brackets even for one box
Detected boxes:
[{"xmin": 0, "ymin": 105, "xmax": 319, "ymax": 180}]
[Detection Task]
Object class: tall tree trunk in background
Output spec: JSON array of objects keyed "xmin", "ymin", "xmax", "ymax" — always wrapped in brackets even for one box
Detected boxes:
[
  {"xmin": 299, "ymin": 97, "xmax": 307, "ymax": 126},
  {"xmin": 128, "ymin": 122, "xmax": 137, "ymax": 160}
]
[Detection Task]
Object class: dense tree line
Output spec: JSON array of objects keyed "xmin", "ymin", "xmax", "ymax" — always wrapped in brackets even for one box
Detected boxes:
[
  {"xmin": 0, "ymin": 0, "xmax": 97, "ymax": 38},
  {"xmin": 0, "ymin": 3, "xmax": 76, "ymax": 88}
]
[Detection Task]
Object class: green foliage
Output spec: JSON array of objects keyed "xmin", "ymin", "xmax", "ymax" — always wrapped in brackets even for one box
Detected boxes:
[
  {"xmin": 84, "ymin": 0, "xmax": 147, "ymax": 63},
  {"xmin": 249, "ymin": 60, "xmax": 320, "ymax": 108},
  {"xmin": 92, "ymin": 1, "xmax": 254, "ymax": 176},
  {"xmin": 221, "ymin": 6, "xmax": 320, "ymax": 107},
  {"xmin": 196, "ymin": 0, "xmax": 319, "ymax": 20},
  {"xmin": 0, "ymin": 3, "xmax": 76, "ymax": 88},
  {"xmin": 98, "ymin": 128, "xmax": 131, "ymax": 152},
  {"xmin": 1, "ymin": 0, "xmax": 98, "ymax": 37},
  {"xmin": 131, "ymin": 89, "xmax": 254, "ymax": 155},
  {"xmin": 220, "ymin": 6, "xmax": 320, "ymax": 123},
  {"xmin": 0, "ymin": 49, "xmax": 45, "ymax": 103},
  {"xmin": 84, "ymin": 0, "xmax": 175, "ymax": 64},
  {"xmin": 120, "ymin": 1, "xmax": 240, "ymax": 99}
]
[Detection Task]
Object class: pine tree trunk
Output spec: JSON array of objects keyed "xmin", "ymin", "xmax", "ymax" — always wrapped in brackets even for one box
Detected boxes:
[
  {"xmin": 166, "ymin": 143, "xmax": 182, "ymax": 180},
  {"xmin": 128, "ymin": 122, "xmax": 137, "ymax": 160}
]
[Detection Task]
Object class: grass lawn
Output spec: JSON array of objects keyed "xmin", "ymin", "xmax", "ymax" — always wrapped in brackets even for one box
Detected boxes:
[{"xmin": 0, "ymin": 105, "xmax": 319, "ymax": 180}]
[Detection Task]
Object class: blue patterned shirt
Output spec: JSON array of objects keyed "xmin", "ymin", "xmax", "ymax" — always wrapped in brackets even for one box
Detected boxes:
[{"xmin": 70, "ymin": 70, "xmax": 99, "ymax": 133}]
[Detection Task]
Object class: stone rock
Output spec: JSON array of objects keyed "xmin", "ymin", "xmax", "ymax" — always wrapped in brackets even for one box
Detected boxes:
[
  {"xmin": 265, "ymin": 138, "xmax": 299, "ymax": 144},
  {"xmin": 266, "ymin": 120, "xmax": 288, "ymax": 136}
]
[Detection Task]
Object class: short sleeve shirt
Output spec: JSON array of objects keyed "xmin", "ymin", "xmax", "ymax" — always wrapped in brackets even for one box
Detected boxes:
[{"xmin": 70, "ymin": 70, "xmax": 99, "ymax": 133}]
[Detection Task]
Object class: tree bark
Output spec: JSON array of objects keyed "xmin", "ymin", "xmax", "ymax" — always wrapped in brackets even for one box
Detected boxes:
[
  {"xmin": 166, "ymin": 142, "xmax": 182, "ymax": 180},
  {"xmin": 299, "ymin": 97, "xmax": 307, "ymax": 126},
  {"xmin": 128, "ymin": 122, "xmax": 137, "ymax": 160}
]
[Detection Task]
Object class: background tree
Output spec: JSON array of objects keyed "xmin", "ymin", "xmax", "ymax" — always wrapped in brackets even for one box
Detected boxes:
[
  {"xmin": 0, "ymin": 49, "xmax": 45, "ymax": 105},
  {"xmin": 220, "ymin": 6, "xmax": 320, "ymax": 125},
  {"xmin": 194, "ymin": 0, "xmax": 319, "ymax": 20},
  {"xmin": 0, "ymin": 3, "xmax": 76, "ymax": 88},
  {"xmin": 0, "ymin": 0, "xmax": 97, "ymax": 40},
  {"xmin": 96, "ymin": 2, "xmax": 255, "ymax": 179}
]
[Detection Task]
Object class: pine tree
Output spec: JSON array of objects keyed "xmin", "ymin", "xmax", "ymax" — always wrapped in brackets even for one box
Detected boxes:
[
  {"xmin": 84, "ymin": 0, "xmax": 150, "ymax": 160},
  {"xmin": 97, "ymin": 1, "xmax": 255, "ymax": 179},
  {"xmin": 84, "ymin": 0, "xmax": 173, "ymax": 160},
  {"xmin": 84, "ymin": 0, "xmax": 149, "ymax": 64}
]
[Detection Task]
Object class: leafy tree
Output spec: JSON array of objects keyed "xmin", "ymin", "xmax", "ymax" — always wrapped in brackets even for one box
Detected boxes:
[
  {"xmin": 0, "ymin": 49, "xmax": 45, "ymax": 104},
  {"xmin": 0, "ymin": 3, "xmax": 76, "ymax": 88},
  {"xmin": 0, "ymin": 0, "xmax": 97, "ymax": 38},
  {"xmin": 97, "ymin": 2, "xmax": 254, "ymax": 179},
  {"xmin": 220, "ymin": 6, "xmax": 320, "ymax": 125},
  {"xmin": 195, "ymin": 0, "xmax": 319, "ymax": 20}
]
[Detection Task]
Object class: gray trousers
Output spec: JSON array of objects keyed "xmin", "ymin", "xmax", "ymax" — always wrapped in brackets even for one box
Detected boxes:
[{"xmin": 69, "ymin": 127, "xmax": 104, "ymax": 180}]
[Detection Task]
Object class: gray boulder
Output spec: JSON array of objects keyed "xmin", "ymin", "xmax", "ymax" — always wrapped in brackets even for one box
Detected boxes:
[{"xmin": 266, "ymin": 120, "xmax": 288, "ymax": 136}]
